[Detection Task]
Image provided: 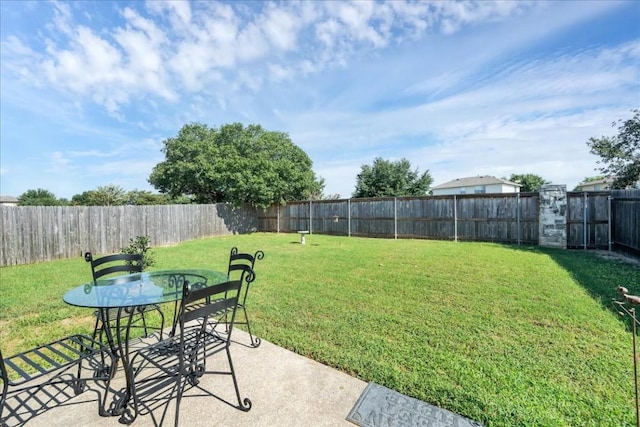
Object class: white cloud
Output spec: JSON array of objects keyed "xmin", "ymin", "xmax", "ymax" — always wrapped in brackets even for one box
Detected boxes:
[
  {"xmin": 330, "ymin": 1, "xmax": 387, "ymax": 47},
  {"xmin": 113, "ymin": 15, "xmax": 174, "ymax": 99},
  {"xmin": 67, "ymin": 149, "xmax": 106, "ymax": 158},
  {"xmin": 435, "ymin": 0, "xmax": 533, "ymax": 34},
  {"xmin": 146, "ymin": 0, "xmax": 192, "ymax": 30},
  {"xmin": 268, "ymin": 63, "xmax": 294, "ymax": 82},
  {"xmin": 48, "ymin": 1, "xmax": 74, "ymax": 37},
  {"xmin": 198, "ymin": 2, "xmax": 240, "ymax": 49},
  {"xmin": 262, "ymin": 4, "xmax": 303, "ymax": 51},
  {"xmin": 3, "ymin": 35, "xmax": 34, "ymax": 57}
]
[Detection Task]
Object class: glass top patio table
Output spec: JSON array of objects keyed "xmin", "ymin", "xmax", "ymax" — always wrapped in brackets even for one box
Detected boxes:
[{"xmin": 63, "ymin": 269, "xmax": 228, "ymax": 309}]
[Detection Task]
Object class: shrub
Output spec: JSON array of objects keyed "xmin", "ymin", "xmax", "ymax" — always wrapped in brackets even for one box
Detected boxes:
[{"xmin": 121, "ymin": 235, "xmax": 156, "ymax": 270}]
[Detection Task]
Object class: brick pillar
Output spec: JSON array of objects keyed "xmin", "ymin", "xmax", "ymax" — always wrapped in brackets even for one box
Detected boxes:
[{"xmin": 538, "ymin": 184, "xmax": 567, "ymax": 248}]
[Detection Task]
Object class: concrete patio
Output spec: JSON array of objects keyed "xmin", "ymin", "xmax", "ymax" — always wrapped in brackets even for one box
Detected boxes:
[{"xmin": 1, "ymin": 329, "xmax": 368, "ymax": 427}]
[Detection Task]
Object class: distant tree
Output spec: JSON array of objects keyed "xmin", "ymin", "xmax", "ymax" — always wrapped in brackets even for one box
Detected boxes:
[
  {"xmin": 71, "ymin": 191, "xmax": 95, "ymax": 206},
  {"xmin": 167, "ymin": 194, "xmax": 194, "ymax": 204},
  {"xmin": 17, "ymin": 188, "xmax": 64, "ymax": 206},
  {"xmin": 573, "ymin": 175, "xmax": 607, "ymax": 191},
  {"xmin": 93, "ymin": 184, "xmax": 127, "ymax": 205},
  {"xmin": 587, "ymin": 109, "xmax": 640, "ymax": 189},
  {"xmin": 71, "ymin": 185, "xmax": 127, "ymax": 206},
  {"xmin": 149, "ymin": 122, "xmax": 324, "ymax": 208},
  {"xmin": 125, "ymin": 190, "xmax": 168, "ymax": 205},
  {"xmin": 506, "ymin": 173, "xmax": 550, "ymax": 192},
  {"xmin": 353, "ymin": 158, "xmax": 433, "ymax": 198}
]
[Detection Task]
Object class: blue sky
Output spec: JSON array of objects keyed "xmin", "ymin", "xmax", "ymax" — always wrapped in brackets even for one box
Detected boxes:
[{"xmin": 1, "ymin": 0, "xmax": 639, "ymax": 200}]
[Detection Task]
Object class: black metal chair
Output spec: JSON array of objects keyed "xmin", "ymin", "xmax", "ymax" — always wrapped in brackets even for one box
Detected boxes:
[
  {"xmin": 0, "ymin": 335, "xmax": 115, "ymax": 421},
  {"xmin": 130, "ymin": 278, "xmax": 251, "ymax": 425},
  {"xmin": 85, "ymin": 252, "xmax": 165, "ymax": 344},
  {"xmin": 226, "ymin": 247, "xmax": 264, "ymax": 347}
]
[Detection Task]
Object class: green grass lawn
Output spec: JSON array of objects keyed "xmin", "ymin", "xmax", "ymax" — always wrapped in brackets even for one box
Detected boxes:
[{"xmin": 1, "ymin": 233, "xmax": 639, "ymax": 426}]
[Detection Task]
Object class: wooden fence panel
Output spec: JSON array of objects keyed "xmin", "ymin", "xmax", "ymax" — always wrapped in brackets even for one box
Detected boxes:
[
  {"xmin": 350, "ymin": 198, "xmax": 395, "ymax": 237},
  {"xmin": 0, "ymin": 204, "xmax": 258, "ymax": 266},
  {"xmin": 259, "ymin": 194, "xmax": 540, "ymax": 244},
  {"xmin": 457, "ymin": 195, "xmax": 511, "ymax": 242},
  {"xmin": 309, "ymin": 200, "xmax": 349, "ymax": 235},
  {"xmin": 257, "ymin": 205, "xmax": 275, "ymax": 232},
  {"xmin": 396, "ymin": 197, "xmax": 455, "ymax": 240},
  {"xmin": 520, "ymin": 195, "xmax": 539, "ymax": 244},
  {"xmin": 454, "ymin": 194, "xmax": 538, "ymax": 244},
  {"xmin": 612, "ymin": 189, "xmax": 640, "ymax": 254},
  {"xmin": 567, "ymin": 192, "xmax": 611, "ymax": 249},
  {"xmin": 279, "ymin": 202, "xmax": 310, "ymax": 232}
]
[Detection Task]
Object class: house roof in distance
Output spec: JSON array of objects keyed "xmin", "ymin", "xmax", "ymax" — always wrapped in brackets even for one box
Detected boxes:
[
  {"xmin": 432, "ymin": 175, "xmax": 521, "ymax": 190},
  {"xmin": 577, "ymin": 176, "xmax": 614, "ymax": 186},
  {"xmin": 0, "ymin": 195, "xmax": 19, "ymax": 203}
]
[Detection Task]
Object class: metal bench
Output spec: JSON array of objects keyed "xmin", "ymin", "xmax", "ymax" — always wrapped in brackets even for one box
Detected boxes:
[{"xmin": 1, "ymin": 334, "xmax": 115, "ymax": 420}]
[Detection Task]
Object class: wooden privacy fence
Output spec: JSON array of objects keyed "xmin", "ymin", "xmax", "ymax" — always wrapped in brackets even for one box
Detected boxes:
[
  {"xmin": 258, "ymin": 193, "xmax": 540, "ymax": 244},
  {"xmin": 1, "ymin": 190, "xmax": 637, "ymax": 267},
  {"xmin": 0, "ymin": 204, "xmax": 258, "ymax": 266},
  {"xmin": 258, "ymin": 189, "xmax": 640, "ymax": 254}
]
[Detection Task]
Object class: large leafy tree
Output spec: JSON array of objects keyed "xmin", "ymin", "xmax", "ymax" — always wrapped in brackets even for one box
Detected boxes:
[
  {"xmin": 506, "ymin": 173, "xmax": 550, "ymax": 192},
  {"xmin": 17, "ymin": 188, "xmax": 66, "ymax": 206},
  {"xmin": 587, "ymin": 109, "xmax": 640, "ymax": 189},
  {"xmin": 149, "ymin": 123, "xmax": 324, "ymax": 208},
  {"xmin": 353, "ymin": 157, "xmax": 433, "ymax": 198}
]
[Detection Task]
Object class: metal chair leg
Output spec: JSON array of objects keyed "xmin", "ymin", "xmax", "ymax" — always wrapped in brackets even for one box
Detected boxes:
[
  {"xmin": 225, "ymin": 345, "xmax": 252, "ymax": 411},
  {"xmin": 241, "ymin": 305, "xmax": 261, "ymax": 348}
]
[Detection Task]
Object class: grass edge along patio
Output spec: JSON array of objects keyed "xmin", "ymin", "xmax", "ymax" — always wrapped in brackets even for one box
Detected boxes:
[{"xmin": 1, "ymin": 233, "xmax": 639, "ymax": 426}]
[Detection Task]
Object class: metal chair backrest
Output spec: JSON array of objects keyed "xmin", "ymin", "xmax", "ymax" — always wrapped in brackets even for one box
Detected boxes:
[
  {"xmin": 85, "ymin": 252, "xmax": 143, "ymax": 285},
  {"xmin": 179, "ymin": 279, "xmax": 243, "ymax": 333},
  {"xmin": 227, "ymin": 247, "xmax": 264, "ymax": 303}
]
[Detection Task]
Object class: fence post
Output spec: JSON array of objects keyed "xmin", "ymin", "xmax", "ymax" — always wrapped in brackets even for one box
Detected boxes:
[
  {"xmin": 348, "ymin": 199, "xmax": 351, "ymax": 237},
  {"xmin": 538, "ymin": 185, "xmax": 567, "ymax": 248},
  {"xmin": 277, "ymin": 204, "xmax": 280, "ymax": 234},
  {"xmin": 583, "ymin": 192, "xmax": 588, "ymax": 250},
  {"xmin": 453, "ymin": 195, "xmax": 458, "ymax": 242},
  {"xmin": 309, "ymin": 200, "xmax": 312, "ymax": 234},
  {"xmin": 394, "ymin": 197, "xmax": 398, "ymax": 240},
  {"xmin": 517, "ymin": 193, "xmax": 521, "ymax": 246},
  {"xmin": 608, "ymin": 195, "xmax": 612, "ymax": 252}
]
